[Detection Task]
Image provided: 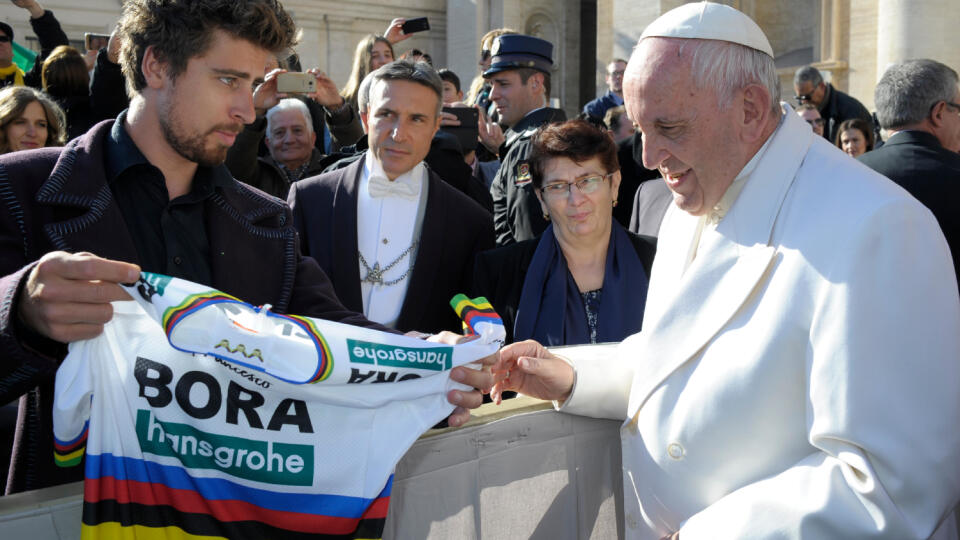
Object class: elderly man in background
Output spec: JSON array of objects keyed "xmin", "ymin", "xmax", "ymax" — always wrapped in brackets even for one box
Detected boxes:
[
  {"xmin": 225, "ymin": 68, "xmax": 361, "ymax": 199},
  {"xmin": 858, "ymin": 58, "xmax": 960, "ymax": 291},
  {"xmin": 492, "ymin": 3, "xmax": 960, "ymax": 539},
  {"xmin": 794, "ymin": 64, "xmax": 872, "ymax": 143}
]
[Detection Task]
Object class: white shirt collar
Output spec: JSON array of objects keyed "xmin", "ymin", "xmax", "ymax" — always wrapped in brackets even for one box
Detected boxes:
[{"xmin": 363, "ymin": 150, "xmax": 426, "ymax": 199}]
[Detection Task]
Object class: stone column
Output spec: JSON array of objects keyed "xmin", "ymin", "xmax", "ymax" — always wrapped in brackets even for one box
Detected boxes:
[
  {"xmin": 446, "ymin": 0, "xmax": 478, "ymax": 91},
  {"xmin": 876, "ymin": 0, "xmax": 960, "ymax": 80}
]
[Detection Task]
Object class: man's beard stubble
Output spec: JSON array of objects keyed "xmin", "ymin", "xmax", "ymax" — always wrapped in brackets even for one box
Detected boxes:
[{"xmin": 158, "ymin": 96, "xmax": 241, "ymax": 167}]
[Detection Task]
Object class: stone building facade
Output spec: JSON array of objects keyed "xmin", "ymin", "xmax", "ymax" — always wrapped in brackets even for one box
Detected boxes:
[{"xmin": 2, "ymin": 1, "xmax": 958, "ymax": 117}]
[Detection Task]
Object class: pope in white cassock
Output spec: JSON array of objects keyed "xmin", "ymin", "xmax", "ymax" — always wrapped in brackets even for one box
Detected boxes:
[{"xmin": 491, "ymin": 3, "xmax": 960, "ymax": 539}]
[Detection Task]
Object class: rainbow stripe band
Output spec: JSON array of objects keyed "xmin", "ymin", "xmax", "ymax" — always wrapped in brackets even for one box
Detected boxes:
[
  {"xmin": 160, "ymin": 293, "xmax": 333, "ymax": 385},
  {"xmin": 80, "ymin": 453, "xmax": 390, "ymax": 539},
  {"xmin": 450, "ymin": 294, "xmax": 503, "ymax": 335},
  {"xmin": 54, "ymin": 420, "xmax": 89, "ymax": 467}
]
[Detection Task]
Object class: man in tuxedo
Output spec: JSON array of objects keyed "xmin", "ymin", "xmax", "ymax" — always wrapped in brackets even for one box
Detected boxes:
[
  {"xmin": 858, "ymin": 58, "xmax": 960, "ymax": 290},
  {"xmin": 288, "ymin": 60, "xmax": 493, "ymax": 334},
  {"xmin": 491, "ymin": 3, "xmax": 960, "ymax": 539}
]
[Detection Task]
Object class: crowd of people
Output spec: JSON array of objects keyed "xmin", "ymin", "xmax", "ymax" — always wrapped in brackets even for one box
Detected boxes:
[{"xmin": 0, "ymin": 0, "xmax": 958, "ymax": 538}]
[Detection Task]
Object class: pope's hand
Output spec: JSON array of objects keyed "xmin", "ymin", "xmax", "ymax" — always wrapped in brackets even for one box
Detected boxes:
[{"xmin": 490, "ymin": 340, "xmax": 574, "ymax": 404}]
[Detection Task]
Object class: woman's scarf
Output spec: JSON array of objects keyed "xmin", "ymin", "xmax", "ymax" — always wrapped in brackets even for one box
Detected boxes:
[
  {"xmin": 514, "ymin": 222, "xmax": 649, "ymax": 346},
  {"xmin": 0, "ymin": 64, "xmax": 25, "ymax": 87}
]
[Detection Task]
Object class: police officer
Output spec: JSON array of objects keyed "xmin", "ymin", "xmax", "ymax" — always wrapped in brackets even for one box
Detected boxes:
[{"xmin": 485, "ymin": 34, "xmax": 566, "ymax": 245}]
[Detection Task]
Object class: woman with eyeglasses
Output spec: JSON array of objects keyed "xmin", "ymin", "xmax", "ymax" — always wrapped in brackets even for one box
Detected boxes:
[{"xmin": 474, "ymin": 119, "xmax": 656, "ymax": 345}]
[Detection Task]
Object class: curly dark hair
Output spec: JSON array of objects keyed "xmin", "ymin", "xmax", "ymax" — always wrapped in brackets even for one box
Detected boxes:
[
  {"xmin": 528, "ymin": 119, "xmax": 619, "ymax": 190},
  {"xmin": 117, "ymin": 0, "xmax": 297, "ymax": 98}
]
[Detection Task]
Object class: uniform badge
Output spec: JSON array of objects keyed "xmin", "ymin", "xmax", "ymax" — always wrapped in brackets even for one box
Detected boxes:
[{"xmin": 515, "ymin": 162, "xmax": 532, "ymax": 186}]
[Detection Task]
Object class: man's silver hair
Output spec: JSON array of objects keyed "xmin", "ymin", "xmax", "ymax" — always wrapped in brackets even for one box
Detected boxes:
[
  {"xmin": 679, "ymin": 38, "xmax": 781, "ymax": 115},
  {"xmin": 357, "ymin": 71, "xmax": 376, "ymax": 114},
  {"xmin": 874, "ymin": 59, "xmax": 959, "ymax": 130},
  {"xmin": 266, "ymin": 98, "xmax": 313, "ymax": 135},
  {"xmin": 793, "ymin": 66, "xmax": 823, "ymax": 88},
  {"xmin": 368, "ymin": 59, "xmax": 444, "ymax": 116}
]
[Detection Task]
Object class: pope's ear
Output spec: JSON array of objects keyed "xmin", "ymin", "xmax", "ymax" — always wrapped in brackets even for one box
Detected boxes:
[{"xmin": 740, "ymin": 83, "xmax": 772, "ymax": 142}]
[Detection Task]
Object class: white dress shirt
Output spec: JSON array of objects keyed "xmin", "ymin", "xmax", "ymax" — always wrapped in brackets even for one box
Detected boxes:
[{"xmin": 356, "ymin": 151, "xmax": 429, "ymax": 327}]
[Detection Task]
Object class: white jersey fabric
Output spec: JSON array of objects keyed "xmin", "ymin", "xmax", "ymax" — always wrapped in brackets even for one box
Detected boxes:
[{"xmin": 52, "ymin": 272, "xmax": 501, "ymax": 539}]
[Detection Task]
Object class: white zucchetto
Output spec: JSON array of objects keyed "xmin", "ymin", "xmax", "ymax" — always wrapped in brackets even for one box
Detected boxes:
[{"xmin": 640, "ymin": 1, "xmax": 774, "ymax": 58}]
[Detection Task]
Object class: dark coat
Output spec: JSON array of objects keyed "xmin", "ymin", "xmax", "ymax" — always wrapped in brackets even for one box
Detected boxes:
[
  {"xmin": 473, "ymin": 231, "xmax": 657, "ymax": 344},
  {"xmin": 628, "ymin": 178, "xmax": 674, "ymax": 238},
  {"xmin": 491, "ymin": 107, "xmax": 566, "ymax": 246},
  {"xmin": 858, "ymin": 130, "xmax": 960, "ymax": 290},
  {"xmin": 288, "ymin": 156, "xmax": 495, "ymax": 334},
  {"xmin": 614, "ymin": 133, "xmax": 661, "ymax": 228},
  {"xmin": 819, "ymin": 83, "xmax": 873, "ymax": 143},
  {"xmin": 0, "ymin": 119, "xmax": 383, "ymax": 494}
]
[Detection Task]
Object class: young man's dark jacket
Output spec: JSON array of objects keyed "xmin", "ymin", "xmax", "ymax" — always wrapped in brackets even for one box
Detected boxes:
[{"xmin": 0, "ymin": 118, "xmax": 385, "ymax": 494}]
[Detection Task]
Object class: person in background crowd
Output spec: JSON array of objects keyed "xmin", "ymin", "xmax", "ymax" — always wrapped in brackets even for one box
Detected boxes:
[
  {"xmin": 466, "ymin": 28, "xmax": 517, "ymax": 111},
  {"xmin": 0, "ymin": 0, "xmax": 68, "ymax": 89},
  {"xmin": 474, "ymin": 119, "xmax": 654, "ymax": 345},
  {"xmin": 226, "ymin": 97, "xmax": 328, "ymax": 199},
  {"xmin": 340, "ymin": 35, "xmax": 396, "ymax": 113},
  {"xmin": 492, "ymin": 3, "xmax": 960, "ymax": 538},
  {"xmin": 794, "ymin": 65, "xmax": 873, "ymax": 143},
  {"xmin": 859, "ymin": 58, "xmax": 960, "ymax": 291},
  {"xmin": 836, "ymin": 117, "xmax": 874, "ymax": 158},
  {"xmin": 603, "ymin": 105, "xmax": 634, "ymax": 142},
  {"xmin": 583, "ymin": 58, "xmax": 627, "ymax": 123},
  {"xmin": 225, "ymin": 61, "xmax": 362, "ymax": 199},
  {"xmin": 439, "ymin": 68, "xmax": 462, "ymax": 104},
  {"xmin": 289, "ymin": 60, "xmax": 493, "ymax": 334},
  {"xmin": 486, "ymin": 34, "xmax": 566, "ymax": 245},
  {"xmin": 0, "ymin": 0, "xmax": 492, "ymax": 496},
  {"xmin": 40, "ymin": 45, "xmax": 104, "ymax": 140},
  {"xmin": 796, "ymin": 102, "xmax": 825, "ymax": 136},
  {"xmin": 0, "ymin": 85, "xmax": 64, "ymax": 153},
  {"xmin": 399, "ymin": 48, "xmax": 432, "ymax": 66}
]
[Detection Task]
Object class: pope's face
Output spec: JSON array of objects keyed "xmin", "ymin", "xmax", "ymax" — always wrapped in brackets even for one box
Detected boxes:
[{"xmin": 624, "ymin": 38, "xmax": 745, "ymax": 216}]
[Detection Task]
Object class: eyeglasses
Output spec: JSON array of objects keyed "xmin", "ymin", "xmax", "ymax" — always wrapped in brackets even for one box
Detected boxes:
[
  {"xmin": 805, "ymin": 118, "xmax": 825, "ymax": 127},
  {"xmin": 0, "ymin": 36, "xmax": 10, "ymax": 43},
  {"xmin": 539, "ymin": 173, "xmax": 612, "ymax": 199},
  {"xmin": 794, "ymin": 93, "xmax": 813, "ymax": 103},
  {"xmin": 608, "ymin": 70, "xmax": 625, "ymax": 78}
]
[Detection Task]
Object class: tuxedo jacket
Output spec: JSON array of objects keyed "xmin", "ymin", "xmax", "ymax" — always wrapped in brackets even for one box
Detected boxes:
[
  {"xmin": 288, "ymin": 156, "xmax": 494, "ymax": 334},
  {"xmin": 561, "ymin": 110, "xmax": 960, "ymax": 539},
  {"xmin": 0, "ymin": 119, "xmax": 383, "ymax": 494},
  {"xmin": 858, "ymin": 130, "xmax": 960, "ymax": 290}
]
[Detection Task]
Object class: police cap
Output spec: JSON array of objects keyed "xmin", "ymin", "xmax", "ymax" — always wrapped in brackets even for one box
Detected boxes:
[{"xmin": 483, "ymin": 34, "xmax": 553, "ymax": 78}]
